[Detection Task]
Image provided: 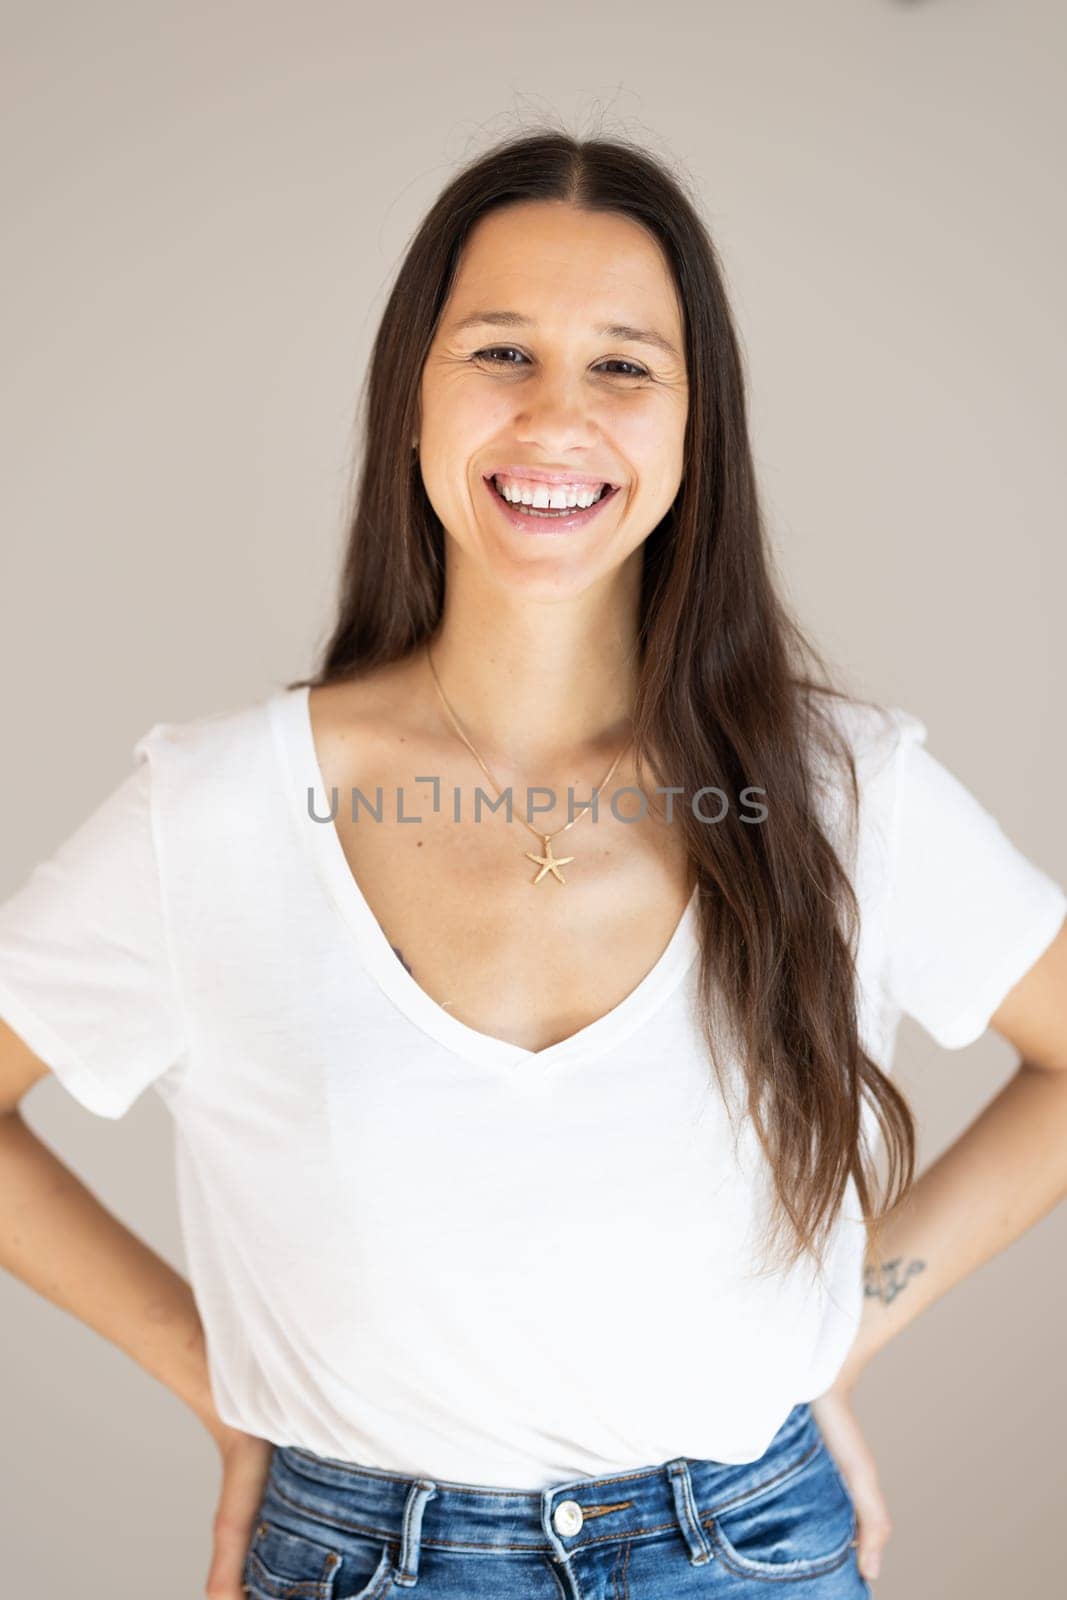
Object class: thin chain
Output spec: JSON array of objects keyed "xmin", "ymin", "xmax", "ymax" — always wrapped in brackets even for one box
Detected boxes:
[{"xmin": 424, "ymin": 641, "xmax": 632, "ymax": 846}]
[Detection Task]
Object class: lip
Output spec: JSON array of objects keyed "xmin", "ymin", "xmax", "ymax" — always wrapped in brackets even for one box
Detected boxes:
[
  {"xmin": 482, "ymin": 473, "xmax": 621, "ymax": 534},
  {"xmin": 483, "ymin": 465, "xmax": 619, "ymax": 489}
]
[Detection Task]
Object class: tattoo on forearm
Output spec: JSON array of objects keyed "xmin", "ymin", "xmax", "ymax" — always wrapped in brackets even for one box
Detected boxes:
[{"xmin": 864, "ymin": 1255, "xmax": 926, "ymax": 1305}]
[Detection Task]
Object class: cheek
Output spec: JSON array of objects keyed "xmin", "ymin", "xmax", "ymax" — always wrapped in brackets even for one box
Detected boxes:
[
  {"xmin": 618, "ymin": 417, "xmax": 685, "ymax": 499},
  {"xmin": 436, "ymin": 375, "xmax": 511, "ymax": 429},
  {"xmin": 424, "ymin": 390, "xmax": 512, "ymax": 484}
]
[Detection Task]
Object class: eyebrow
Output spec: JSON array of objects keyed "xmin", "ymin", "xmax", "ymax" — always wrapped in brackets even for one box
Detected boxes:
[{"xmin": 448, "ymin": 310, "xmax": 682, "ymax": 363}]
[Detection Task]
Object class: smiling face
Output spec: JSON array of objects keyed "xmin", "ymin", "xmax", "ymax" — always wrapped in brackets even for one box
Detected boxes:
[{"xmin": 416, "ymin": 199, "xmax": 689, "ymax": 598}]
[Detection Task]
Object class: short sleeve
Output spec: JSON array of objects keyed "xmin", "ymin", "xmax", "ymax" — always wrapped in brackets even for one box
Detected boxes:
[
  {"xmin": 883, "ymin": 711, "xmax": 1067, "ymax": 1050},
  {"xmin": 0, "ymin": 725, "xmax": 187, "ymax": 1117}
]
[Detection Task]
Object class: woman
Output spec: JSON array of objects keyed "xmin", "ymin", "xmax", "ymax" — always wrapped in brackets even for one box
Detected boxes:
[{"xmin": 1, "ymin": 129, "xmax": 1065, "ymax": 1600}]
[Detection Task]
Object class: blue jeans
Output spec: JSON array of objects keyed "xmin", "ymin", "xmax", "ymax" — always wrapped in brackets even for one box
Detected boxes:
[{"xmin": 242, "ymin": 1401, "xmax": 872, "ymax": 1598}]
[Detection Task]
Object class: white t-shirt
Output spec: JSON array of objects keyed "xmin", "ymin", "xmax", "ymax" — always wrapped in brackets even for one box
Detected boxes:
[{"xmin": 0, "ymin": 686, "xmax": 1063, "ymax": 1488}]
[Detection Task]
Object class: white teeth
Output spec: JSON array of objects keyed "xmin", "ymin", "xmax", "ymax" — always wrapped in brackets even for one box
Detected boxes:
[{"xmin": 494, "ymin": 476, "xmax": 606, "ymax": 510}]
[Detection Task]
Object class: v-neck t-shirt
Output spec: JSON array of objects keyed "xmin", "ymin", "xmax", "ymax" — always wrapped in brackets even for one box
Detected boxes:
[{"xmin": 0, "ymin": 685, "xmax": 1064, "ymax": 1488}]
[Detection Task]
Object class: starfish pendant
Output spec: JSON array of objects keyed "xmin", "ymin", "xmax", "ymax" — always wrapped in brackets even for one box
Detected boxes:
[{"xmin": 524, "ymin": 834, "xmax": 576, "ymax": 885}]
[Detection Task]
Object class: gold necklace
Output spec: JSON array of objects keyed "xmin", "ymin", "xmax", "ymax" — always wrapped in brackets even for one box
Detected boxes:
[{"xmin": 424, "ymin": 642, "xmax": 632, "ymax": 886}]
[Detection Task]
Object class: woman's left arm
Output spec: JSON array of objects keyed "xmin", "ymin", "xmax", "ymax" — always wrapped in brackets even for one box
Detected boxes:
[
  {"xmin": 851, "ymin": 909, "xmax": 1067, "ymax": 1366},
  {"xmin": 815, "ymin": 912, "xmax": 1067, "ymax": 1581}
]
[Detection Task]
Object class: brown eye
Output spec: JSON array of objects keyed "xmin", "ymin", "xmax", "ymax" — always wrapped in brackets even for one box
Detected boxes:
[
  {"xmin": 472, "ymin": 347, "xmax": 527, "ymax": 366},
  {"xmin": 599, "ymin": 359, "xmax": 649, "ymax": 379}
]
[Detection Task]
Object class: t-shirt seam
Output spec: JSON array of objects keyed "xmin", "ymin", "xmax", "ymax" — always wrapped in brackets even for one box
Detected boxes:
[
  {"xmin": 140, "ymin": 726, "xmax": 194, "ymax": 1093},
  {"xmin": 876, "ymin": 708, "xmax": 914, "ymax": 1029}
]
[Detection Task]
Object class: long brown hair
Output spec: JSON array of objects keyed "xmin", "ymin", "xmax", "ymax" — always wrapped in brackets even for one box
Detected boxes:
[{"xmin": 287, "ymin": 127, "xmax": 915, "ymax": 1278}]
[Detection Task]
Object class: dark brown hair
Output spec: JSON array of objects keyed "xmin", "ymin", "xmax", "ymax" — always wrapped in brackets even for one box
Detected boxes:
[{"xmin": 287, "ymin": 126, "xmax": 915, "ymax": 1277}]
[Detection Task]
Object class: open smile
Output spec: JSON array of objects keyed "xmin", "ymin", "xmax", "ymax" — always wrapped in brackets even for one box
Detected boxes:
[{"xmin": 481, "ymin": 473, "xmax": 622, "ymax": 534}]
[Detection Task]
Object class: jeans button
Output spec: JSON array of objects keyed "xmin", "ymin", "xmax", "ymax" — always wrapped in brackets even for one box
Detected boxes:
[{"xmin": 553, "ymin": 1500, "xmax": 584, "ymax": 1536}]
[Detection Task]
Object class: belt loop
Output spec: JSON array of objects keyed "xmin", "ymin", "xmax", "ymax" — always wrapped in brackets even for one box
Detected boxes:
[
  {"xmin": 664, "ymin": 1459, "xmax": 714, "ymax": 1567},
  {"xmin": 392, "ymin": 1478, "xmax": 438, "ymax": 1587}
]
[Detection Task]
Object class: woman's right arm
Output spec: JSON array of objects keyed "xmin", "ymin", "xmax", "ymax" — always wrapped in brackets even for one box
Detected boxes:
[
  {"xmin": 0, "ymin": 1015, "xmax": 280, "ymax": 1599},
  {"xmin": 0, "ymin": 1014, "xmax": 225, "ymax": 1440}
]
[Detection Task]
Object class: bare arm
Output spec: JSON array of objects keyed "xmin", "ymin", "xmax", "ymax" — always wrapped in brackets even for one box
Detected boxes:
[
  {"xmin": 847, "ymin": 913, "xmax": 1067, "ymax": 1369},
  {"xmin": 0, "ymin": 1015, "xmax": 224, "ymax": 1444},
  {"xmin": 813, "ymin": 915, "xmax": 1067, "ymax": 1583},
  {"xmin": 1, "ymin": 1016, "xmax": 278, "ymax": 1596}
]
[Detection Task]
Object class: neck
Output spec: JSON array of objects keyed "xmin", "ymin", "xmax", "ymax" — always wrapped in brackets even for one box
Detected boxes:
[{"xmin": 425, "ymin": 594, "xmax": 641, "ymax": 773}]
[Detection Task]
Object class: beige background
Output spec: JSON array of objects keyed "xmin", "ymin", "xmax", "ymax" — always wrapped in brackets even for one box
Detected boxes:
[{"xmin": 2, "ymin": 1, "xmax": 1064, "ymax": 1594}]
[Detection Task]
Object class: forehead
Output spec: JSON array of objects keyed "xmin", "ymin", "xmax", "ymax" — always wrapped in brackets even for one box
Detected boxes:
[{"xmin": 444, "ymin": 200, "xmax": 684, "ymax": 340}]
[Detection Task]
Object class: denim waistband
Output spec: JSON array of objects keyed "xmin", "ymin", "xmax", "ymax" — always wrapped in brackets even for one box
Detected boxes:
[{"xmin": 266, "ymin": 1401, "xmax": 819, "ymax": 1588}]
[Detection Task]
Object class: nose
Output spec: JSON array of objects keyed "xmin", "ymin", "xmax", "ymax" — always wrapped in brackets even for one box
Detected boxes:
[{"xmin": 511, "ymin": 369, "xmax": 603, "ymax": 452}]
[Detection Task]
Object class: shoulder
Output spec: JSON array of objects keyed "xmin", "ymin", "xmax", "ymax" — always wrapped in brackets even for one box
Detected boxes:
[
  {"xmin": 139, "ymin": 691, "xmax": 269, "ymax": 756},
  {"xmin": 800, "ymin": 691, "xmax": 930, "ymax": 863},
  {"xmin": 135, "ymin": 662, "xmax": 430, "ymax": 829},
  {"xmin": 805, "ymin": 690, "xmax": 926, "ymax": 795},
  {"xmin": 131, "ymin": 686, "xmax": 286, "ymax": 823}
]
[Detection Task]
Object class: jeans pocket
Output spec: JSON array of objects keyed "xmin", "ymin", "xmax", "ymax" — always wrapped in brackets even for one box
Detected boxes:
[
  {"xmin": 700, "ymin": 1438, "xmax": 858, "ymax": 1582},
  {"xmin": 243, "ymin": 1516, "xmax": 397, "ymax": 1600}
]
